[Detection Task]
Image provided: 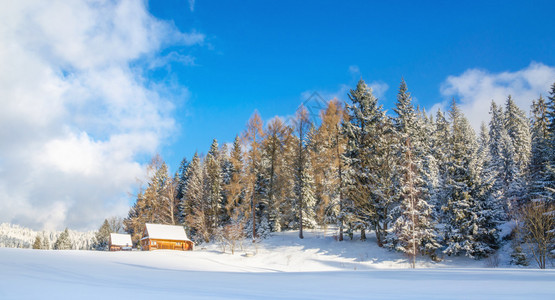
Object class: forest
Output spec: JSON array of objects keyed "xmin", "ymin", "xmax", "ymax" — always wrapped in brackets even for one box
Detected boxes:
[{"xmin": 123, "ymin": 79, "xmax": 555, "ymax": 268}]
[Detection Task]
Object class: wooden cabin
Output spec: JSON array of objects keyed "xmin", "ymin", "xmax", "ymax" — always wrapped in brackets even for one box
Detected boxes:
[
  {"xmin": 109, "ymin": 233, "xmax": 133, "ymax": 251},
  {"xmin": 140, "ymin": 223, "xmax": 193, "ymax": 251}
]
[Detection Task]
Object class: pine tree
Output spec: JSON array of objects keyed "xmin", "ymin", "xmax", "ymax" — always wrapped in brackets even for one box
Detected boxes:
[
  {"xmin": 41, "ymin": 234, "xmax": 50, "ymax": 250},
  {"xmin": 95, "ymin": 219, "xmax": 111, "ymax": 250},
  {"xmin": 391, "ymin": 139, "xmax": 440, "ymax": 266},
  {"xmin": 33, "ymin": 235, "xmax": 42, "ymax": 249},
  {"xmin": 343, "ymin": 79, "xmax": 395, "ymax": 245},
  {"xmin": 204, "ymin": 139, "xmax": 224, "ymax": 234},
  {"xmin": 183, "ymin": 152, "xmax": 208, "ymax": 242},
  {"xmin": 176, "ymin": 157, "xmax": 190, "ymax": 223},
  {"xmin": 488, "ymin": 101, "xmax": 518, "ymax": 214},
  {"xmin": 504, "ymin": 96, "xmax": 531, "ymax": 205},
  {"xmin": 442, "ymin": 99, "xmax": 495, "ymax": 258},
  {"xmin": 433, "ymin": 109, "xmax": 451, "ymax": 220},
  {"xmin": 54, "ymin": 228, "xmax": 72, "ymax": 250},
  {"xmin": 529, "ymin": 96, "xmax": 552, "ymax": 202},
  {"xmin": 388, "ymin": 80, "xmax": 440, "ymax": 262},
  {"xmin": 545, "ymin": 82, "xmax": 555, "ymax": 204}
]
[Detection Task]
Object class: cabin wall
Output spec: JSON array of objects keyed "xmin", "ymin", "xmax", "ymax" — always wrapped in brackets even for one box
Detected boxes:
[{"xmin": 141, "ymin": 239, "xmax": 193, "ymax": 251}]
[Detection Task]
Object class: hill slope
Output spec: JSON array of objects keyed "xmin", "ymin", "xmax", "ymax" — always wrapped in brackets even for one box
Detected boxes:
[{"xmin": 1, "ymin": 229, "xmax": 554, "ymax": 299}]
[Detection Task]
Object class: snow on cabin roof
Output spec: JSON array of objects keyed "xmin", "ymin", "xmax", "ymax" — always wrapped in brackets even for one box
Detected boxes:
[
  {"xmin": 143, "ymin": 223, "xmax": 190, "ymax": 241},
  {"xmin": 110, "ymin": 233, "xmax": 132, "ymax": 246}
]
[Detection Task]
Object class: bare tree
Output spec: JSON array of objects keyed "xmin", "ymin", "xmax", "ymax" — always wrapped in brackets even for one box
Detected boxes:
[{"xmin": 520, "ymin": 202, "xmax": 555, "ymax": 269}]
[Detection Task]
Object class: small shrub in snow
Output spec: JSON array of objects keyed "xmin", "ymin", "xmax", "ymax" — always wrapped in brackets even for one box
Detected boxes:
[{"xmin": 485, "ymin": 252, "xmax": 500, "ymax": 268}]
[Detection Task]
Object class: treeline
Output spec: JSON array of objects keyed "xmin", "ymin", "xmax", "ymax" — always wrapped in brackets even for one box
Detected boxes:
[
  {"xmin": 0, "ymin": 223, "xmax": 96, "ymax": 250},
  {"xmin": 124, "ymin": 79, "xmax": 555, "ymax": 267}
]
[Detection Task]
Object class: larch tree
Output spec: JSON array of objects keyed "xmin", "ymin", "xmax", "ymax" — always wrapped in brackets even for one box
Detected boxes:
[
  {"xmin": 33, "ymin": 235, "xmax": 42, "ymax": 249},
  {"xmin": 243, "ymin": 111, "xmax": 265, "ymax": 241},
  {"xmin": 292, "ymin": 105, "xmax": 314, "ymax": 239},
  {"xmin": 312, "ymin": 99, "xmax": 346, "ymax": 235},
  {"xmin": 262, "ymin": 117, "xmax": 291, "ymax": 232},
  {"xmin": 225, "ymin": 136, "xmax": 246, "ymax": 220}
]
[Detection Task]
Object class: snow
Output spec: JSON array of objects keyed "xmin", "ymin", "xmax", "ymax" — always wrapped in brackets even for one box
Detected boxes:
[
  {"xmin": 0, "ymin": 223, "xmax": 95, "ymax": 249},
  {"xmin": 1, "ymin": 229, "xmax": 554, "ymax": 299},
  {"xmin": 143, "ymin": 223, "xmax": 190, "ymax": 241},
  {"xmin": 110, "ymin": 233, "xmax": 132, "ymax": 247}
]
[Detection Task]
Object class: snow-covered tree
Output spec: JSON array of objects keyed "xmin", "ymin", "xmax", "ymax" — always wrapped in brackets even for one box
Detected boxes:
[
  {"xmin": 504, "ymin": 96, "xmax": 531, "ymax": 205},
  {"xmin": 529, "ymin": 95, "xmax": 553, "ymax": 202},
  {"xmin": 343, "ymin": 79, "xmax": 394, "ymax": 245},
  {"xmin": 54, "ymin": 228, "xmax": 72, "ymax": 250},
  {"xmin": 183, "ymin": 152, "xmax": 209, "ymax": 242},
  {"xmin": 94, "ymin": 219, "xmax": 111, "ymax": 250},
  {"xmin": 442, "ymin": 100, "xmax": 497, "ymax": 258},
  {"xmin": 311, "ymin": 99, "xmax": 346, "ymax": 234},
  {"xmin": 388, "ymin": 80, "xmax": 440, "ymax": 263},
  {"xmin": 204, "ymin": 139, "xmax": 224, "ymax": 233},
  {"xmin": 292, "ymin": 106, "xmax": 314, "ymax": 239},
  {"xmin": 262, "ymin": 117, "xmax": 291, "ymax": 232},
  {"xmin": 243, "ymin": 111, "xmax": 265, "ymax": 241}
]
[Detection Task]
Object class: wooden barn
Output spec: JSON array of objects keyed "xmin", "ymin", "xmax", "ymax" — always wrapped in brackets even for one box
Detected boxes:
[
  {"xmin": 109, "ymin": 233, "xmax": 133, "ymax": 251},
  {"xmin": 140, "ymin": 223, "xmax": 193, "ymax": 251}
]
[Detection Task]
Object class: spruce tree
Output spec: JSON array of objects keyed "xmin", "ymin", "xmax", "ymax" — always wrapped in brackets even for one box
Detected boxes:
[
  {"xmin": 183, "ymin": 152, "xmax": 208, "ymax": 242},
  {"xmin": 204, "ymin": 139, "xmax": 223, "ymax": 233},
  {"xmin": 95, "ymin": 219, "xmax": 111, "ymax": 250},
  {"xmin": 529, "ymin": 96, "xmax": 552, "ymax": 202},
  {"xmin": 442, "ymin": 100, "xmax": 495, "ymax": 258},
  {"xmin": 389, "ymin": 80, "xmax": 439, "ymax": 262},
  {"xmin": 489, "ymin": 101, "xmax": 518, "ymax": 214},
  {"xmin": 343, "ymin": 79, "xmax": 393, "ymax": 245},
  {"xmin": 504, "ymin": 96, "xmax": 531, "ymax": 205},
  {"xmin": 54, "ymin": 228, "xmax": 72, "ymax": 250},
  {"xmin": 546, "ymin": 82, "xmax": 555, "ymax": 204},
  {"xmin": 41, "ymin": 234, "xmax": 50, "ymax": 250}
]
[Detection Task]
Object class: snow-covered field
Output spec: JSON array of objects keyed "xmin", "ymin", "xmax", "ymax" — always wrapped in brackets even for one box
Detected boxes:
[{"xmin": 1, "ymin": 230, "xmax": 554, "ymax": 299}]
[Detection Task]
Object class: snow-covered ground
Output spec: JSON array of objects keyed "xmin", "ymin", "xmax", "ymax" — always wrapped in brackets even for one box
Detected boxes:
[{"xmin": 1, "ymin": 229, "xmax": 554, "ymax": 299}]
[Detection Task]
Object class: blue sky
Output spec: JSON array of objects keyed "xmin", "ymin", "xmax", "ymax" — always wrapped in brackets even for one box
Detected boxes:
[
  {"xmin": 0, "ymin": 0, "xmax": 554, "ymax": 230},
  {"xmin": 148, "ymin": 0, "xmax": 555, "ymax": 170}
]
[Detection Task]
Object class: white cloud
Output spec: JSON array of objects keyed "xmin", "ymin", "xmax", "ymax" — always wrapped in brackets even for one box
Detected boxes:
[
  {"xmin": 189, "ymin": 0, "xmax": 196, "ymax": 12},
  {"xmin": 0, "ymin": 0, "xmax": 199, "ymax": 230},
  {"xmin": 435, "ymin": 62, "xmax": 555, "ymax": 131},
  {"xmin": 348, "ymin": 65, "xmax": 360, "ymax": 76}
]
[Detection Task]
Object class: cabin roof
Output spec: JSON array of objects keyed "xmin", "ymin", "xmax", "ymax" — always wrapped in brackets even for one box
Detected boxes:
[
  {"xmin": 143, "ymin": 223, "xmax": 190, "ymax": 241},
  {"xmin": 110, "ymin": 233, "xmax": 132, "ymax": 246}
]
